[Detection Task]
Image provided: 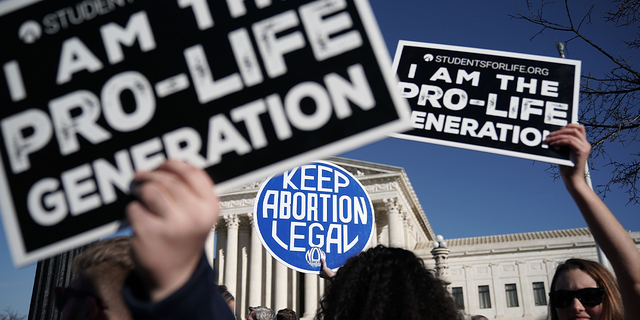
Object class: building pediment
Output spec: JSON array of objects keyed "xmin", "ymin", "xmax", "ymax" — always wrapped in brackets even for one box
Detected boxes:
[
  {"xmin": 222, "ymin": 156, "xmax": 403, "ymax": 194},
  {"xmin": 218, "ymin": 156, "xmax": 435, "ymax": 242}
]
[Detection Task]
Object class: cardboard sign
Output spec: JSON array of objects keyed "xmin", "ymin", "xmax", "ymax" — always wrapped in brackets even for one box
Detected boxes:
[
  {"xmin": 391, "ymin": 41, "xmax": 580, "ymax": 165},
  {"xmin": 0, "ymin": 0, "xmax": 409, "ymax": 266},
  {"xmin": 254, "ymin": 161, "xmax": 374, "ymax": 273}
]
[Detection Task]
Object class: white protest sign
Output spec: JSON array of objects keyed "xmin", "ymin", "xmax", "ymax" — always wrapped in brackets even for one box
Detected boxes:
[
  {"xmin": 254, "ymin": 161, "xmax": 374, "ymax": 273},
  {"xmin": 0, "ymin": 0, "xmax": 410, "ymax": 266},
  {"xmin": 391, "ymin": 41, "xmax": 581, "ymax": 165}
]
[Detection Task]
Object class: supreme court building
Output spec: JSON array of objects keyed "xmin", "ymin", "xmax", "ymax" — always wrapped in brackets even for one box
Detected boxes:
[{"xmin": 205, "ymin": 157, "xmax": 640, "ymax": 320}]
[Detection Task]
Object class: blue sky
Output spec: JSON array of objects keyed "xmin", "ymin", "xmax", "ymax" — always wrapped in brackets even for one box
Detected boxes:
[{"xmin": 1, "ymin": 0, "xmax": 639, "ymax": 316}]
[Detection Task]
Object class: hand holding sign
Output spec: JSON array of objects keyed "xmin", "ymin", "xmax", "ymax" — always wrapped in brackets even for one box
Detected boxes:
[
  {"xmin": 319, "ymin": 258, "xmax": 336, "ymax": 280},
  {"xmin": 126, "ymin": 160, "xmax": 219, "ymax": 302},
  {"xmin": 544, "ymin": 124, "xmax": 591, "ymax": 188}
]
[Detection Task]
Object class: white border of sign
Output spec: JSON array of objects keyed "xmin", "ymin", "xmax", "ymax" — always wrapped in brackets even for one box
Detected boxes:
[
  {"xmin": 212, "ymin": 0, "xmax": 411, "ymax": 195},
  {"xmin": 252, "ymin": 160, "xmax": 375, "ymax": 274},
  {"xmin": 0, "ymin": 0, "xmax": 410, "ymax": 267},
  {"xmin": 390, "ymin": 40, "xmax": 581, "ymax": 166}
]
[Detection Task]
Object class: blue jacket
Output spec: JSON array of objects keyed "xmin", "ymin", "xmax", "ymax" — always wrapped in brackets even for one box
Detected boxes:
[{"xmin": 123, "ymin": 254, "xmax": 236, "ymax": 320}]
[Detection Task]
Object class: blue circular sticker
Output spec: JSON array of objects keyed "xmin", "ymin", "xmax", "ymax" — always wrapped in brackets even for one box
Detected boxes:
[{"xmin": 254, "ymin": 161, "xmax": 374, "ymax": 273}]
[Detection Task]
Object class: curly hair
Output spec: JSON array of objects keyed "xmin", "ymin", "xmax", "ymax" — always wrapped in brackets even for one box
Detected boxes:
[
  {"xmin": 277, "ymin": 308, "xmax": 298, "ymax": 320},
  {"xmin": 316, "ymin": 245, "xmax": 463, "ymax": 320},
  {"xmin": 548, "ymin": 258, "xmax": 624, "ymax": 320}
]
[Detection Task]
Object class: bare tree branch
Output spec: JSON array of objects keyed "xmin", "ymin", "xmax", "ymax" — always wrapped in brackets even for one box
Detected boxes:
[{"xmin": 513, "ymin": 0, "xmax": 640, "ymax": 204}]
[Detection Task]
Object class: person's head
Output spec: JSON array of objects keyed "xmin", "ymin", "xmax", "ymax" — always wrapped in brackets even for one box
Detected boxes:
[
  {"xmin": 548, "ymin": 258, "xmax": 624, "ymax": 320},
  {"xmin": 470, "ymin": 315, "xmax": 488, "ymax": 320},
  {"xmin": 57, "ymin": 237, "xmax": 134, "ymax": 320},
  {"xmin": 277, "ymin": 308, "xmax": 297, "ymax": 320},
  {"xmin": 318, "ymin": 245, "xmax": 463, "ymax": 320},
  {"xmin": 247, "ymin": 306, "xmax": 276, "ymax": 320}
]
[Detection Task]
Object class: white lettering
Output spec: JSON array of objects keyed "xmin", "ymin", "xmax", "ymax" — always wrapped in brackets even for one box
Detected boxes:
[
  {"xmin": 101, "ymin": 71, "xmax": 155, "ymax": 132},
  {"xmin": 92, "ymin": 150, "xmax": 133, "ymax": 205},
  {"xmin": 299, "ymin": 0, "xmax": 362, "ymax": 61},
  {"xmin": 205, "ymin": 114, "xmax": 252, "ymax": 165},
  {"xmin": 1, "ymin": 109, "xmax": 53, "ymax": 174},
  {"xmin": 62, "ymin": 164, "xmax": 101, "ymax": 216},
  {"xmin": 289, "ymin": 221, "xmax": 305, "ymax": 252},
  {"xmin": 27, "ymin": 178, "xmax": 68, "ymax": 226},
  {"xmin": 56, "ymin": 37, "xmax": 104, "ymax": 85},
  {"xmin": 253, "ymin": 10, "xmax": 305, "ymax": 78},
  {"xmin": 162, "ymin": 127, "xmax": 207, "ymax": 168},
  {"xmin": 100, "ymin": 11, "xmax": 156, "ymax": 65},
  {"xmin": 49, "ymin": 90, "xmax": 111, "ymax": 156}
]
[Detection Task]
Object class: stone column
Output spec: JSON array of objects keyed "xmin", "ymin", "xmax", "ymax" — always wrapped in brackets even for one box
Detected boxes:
[
  {"xmin": 384, "ymin": 198, "xmax": 404, "ymax": 248},
  {"xmin": 544, "ymin": 259, "xmax": 556, "ymax": 286},
  {"xmin": 273, "ymin": 259, "xmax": 288, "ymax": 311},
  {"xmin": 375, "ymin": 212, "xmax": 388, "ymax": 246},
  {"xmin": 205, "ymin": 224, "xmax": 216, "ymax": 267},
  {"xmin": 288, "ymin": 269, "xmax": 297, "ymax": 308},
  {"xmin": 248, "ymin": 214, "xmax": 263, "ymax": 308},
  {"xmin": 215, "ymin": 226, "xmax": 227, "ymax": 285},
  {"xmin": 407, "ymin": 223, "xmax": 416, "ymax": 250},
  {"xmin": 368, "ymin": 207, "xmax": 378, "ymax": 248},
  {"xmin": 517, "ymin": 261, "xmax": 533, "ymax": 317},
  {"xmin": 402, "ymin": 216, "xmax": 410, "ymax": 249},
  {"xmin": 302, "ymin": 273, "xmax": 318, "ymax": 320},
  {"xmin": 319, "ymin": 277, "xmax": 326, "ymax": 301},
  {"xmin": 237, "ymin": 218, "xmax": 250, "ymax": 318},
  {"xmin": 264, "ymin": 250, "xmax": 273, "ymax": 308},
  {"xmin": 490, "ymin": 263, "xmax": 504, "ymax": 318},
  {"xmin": 463, "ymin": 265, "xmax": 475, "ymax": 313},
  {"xmin": 224, "ymin": 215, "xmax": 240, "ymax": 298}
]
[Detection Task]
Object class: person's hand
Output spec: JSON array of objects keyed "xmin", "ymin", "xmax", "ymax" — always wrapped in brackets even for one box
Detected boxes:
[
  {"xmin": 544, "ymin": 124, "xmax": 591, "ymax": 190},
  {"xmin": 126, "ymin": 160, "xmax": 219, "ymax": 301},
  {"xmin": 319, "ymin": 258, "xmax": 336, "ymax": 280}
]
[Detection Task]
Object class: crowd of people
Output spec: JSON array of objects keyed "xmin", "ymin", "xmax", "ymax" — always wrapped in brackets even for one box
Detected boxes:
[{"xmin": 53, "ymin": 124, "xmax": 640, "ymax": 320}]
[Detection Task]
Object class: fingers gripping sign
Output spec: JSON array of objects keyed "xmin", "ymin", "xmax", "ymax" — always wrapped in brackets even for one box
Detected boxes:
[
  {"xmin": 126, "ymin": 160, "xmax": 220, "ymax": 301},
  {"xmin": 544, "ymin": 124, "xmax": 591, "ymax": 187},
  {"xmin": 319, "ymin": 258, "xmax": 336, "ymax": 280}
]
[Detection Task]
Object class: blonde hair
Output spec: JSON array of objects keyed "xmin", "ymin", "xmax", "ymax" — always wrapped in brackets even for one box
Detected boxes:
[{"xmin": 72, "ymin": 236, "xmax": 134, "ymax": 319}]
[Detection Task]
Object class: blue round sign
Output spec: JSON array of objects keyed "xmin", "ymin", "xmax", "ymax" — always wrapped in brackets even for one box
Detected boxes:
[{"xmin": 254, "ymin": 161, "xmax": 374, "ymax": 273}]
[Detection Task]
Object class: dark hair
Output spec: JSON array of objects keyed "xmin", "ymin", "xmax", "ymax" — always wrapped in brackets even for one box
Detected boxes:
[
  {"xmin": 548, "ymin": 258, "xmax": 624, "ymax": 320},
  {"xmin": 277, "ymin": 308, "xmax": 298, "ymax": 320},
  {"xmin": 316, "ymin": 245, "xmax": 463, "ymax": 320},
  {"xmin": 470, "ymin": 316, "xmax": 488, "ymax": 320},
  {"xmin": 218, "ymin": 284, "xmax": 235, "ymax": 303}
]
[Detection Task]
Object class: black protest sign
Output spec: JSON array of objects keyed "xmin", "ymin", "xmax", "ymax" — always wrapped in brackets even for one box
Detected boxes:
[
  {"xmin": 391, "ymin": 41, "xmax": 580, "ymax": 164},
  {"xmin": 0, "ymin": 0, "xmax": 409, "ymax": 266}
]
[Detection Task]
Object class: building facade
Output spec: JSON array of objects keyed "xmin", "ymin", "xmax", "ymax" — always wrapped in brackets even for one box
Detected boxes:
[
  {"xmin": 206, "ymin": 157, "xmax": 640, "ymax": 320},
  {"xmin": 205, "ymin": 157, "xmax": 436, "ymax": 319},
  {"xmin": 417, "ymin": 228, "xmax": 640, "ymax": 320}
]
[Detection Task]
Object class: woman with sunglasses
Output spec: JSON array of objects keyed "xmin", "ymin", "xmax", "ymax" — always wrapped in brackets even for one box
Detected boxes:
[
  {"xmin": 546, "ymin": 124, "xmax": 640, "ymax": 320},
  {"xmin": 548, "ymin": 258, "xmax": 623, "ymax": 320}
]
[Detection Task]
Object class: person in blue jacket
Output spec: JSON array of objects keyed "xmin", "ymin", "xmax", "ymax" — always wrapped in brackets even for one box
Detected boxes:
[{"xmin": 122, "ymin": 160, "xmax": 235, "ymax": 320}]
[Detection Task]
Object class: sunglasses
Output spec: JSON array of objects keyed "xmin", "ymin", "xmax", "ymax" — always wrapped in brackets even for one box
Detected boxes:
[
  {"xmin": 550, "ymin": 288, "xmax": 604, "ymax": 308},
  {"xmin": 54, "ymin": 286, "xmax": 107, "ymax": 311}
]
